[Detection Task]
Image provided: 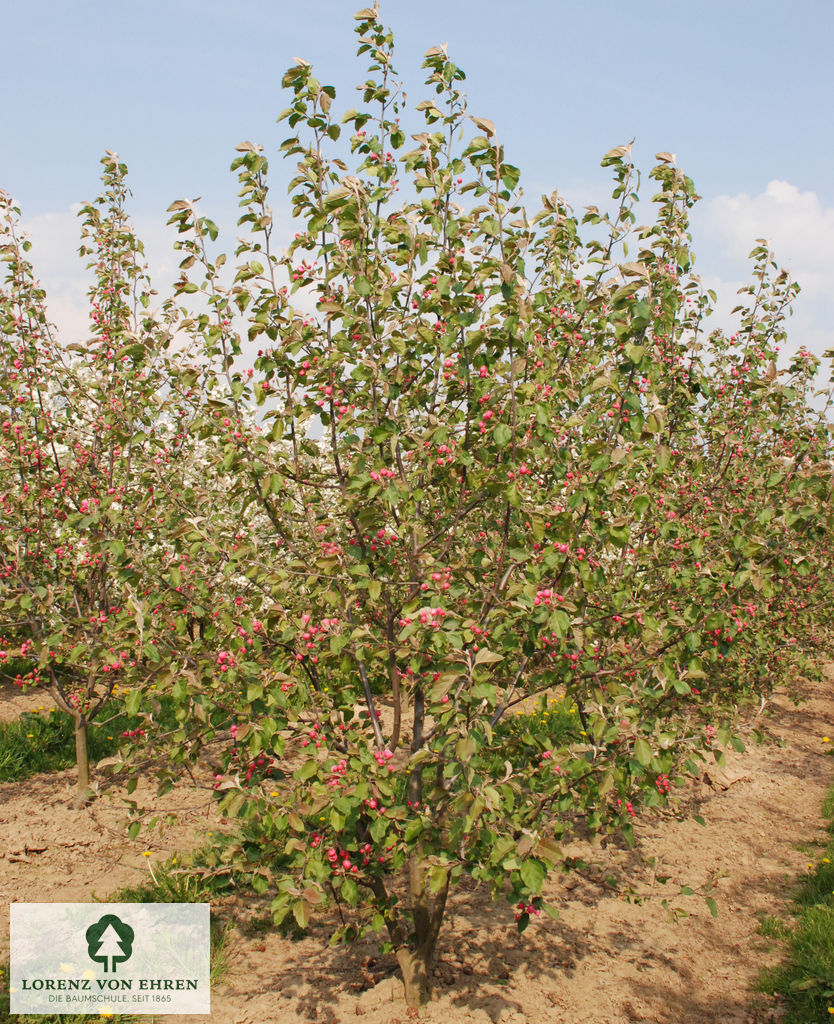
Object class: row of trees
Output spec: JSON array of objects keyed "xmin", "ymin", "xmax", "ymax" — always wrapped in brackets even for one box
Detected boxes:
[{"xmin": 2, "ymin": 6, "xmax": 833, "ymax": 1006}]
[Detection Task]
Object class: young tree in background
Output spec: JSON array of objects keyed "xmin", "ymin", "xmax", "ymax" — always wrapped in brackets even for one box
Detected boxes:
[{"xmin": 0, "ymin": 154, "xmax": 182, "ymax": 805}]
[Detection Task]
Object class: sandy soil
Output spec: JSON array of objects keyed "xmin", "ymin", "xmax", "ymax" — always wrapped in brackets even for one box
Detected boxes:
[
  {"xmin": 0, "ymin": 681, "xmax": 53, "ymax": 722},
  {"xmin": 2, "ymin": 668, "xmax": 832, "ymax": 1024}
]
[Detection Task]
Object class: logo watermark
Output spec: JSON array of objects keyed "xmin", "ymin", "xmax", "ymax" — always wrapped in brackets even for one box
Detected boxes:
[
  {"xmin": 86, "ymin": 913, "xmax": 135, "ymax": 972},
  {"xmin": 10, "ymin": 903, "xmax": 210, "ymax": 1015}
]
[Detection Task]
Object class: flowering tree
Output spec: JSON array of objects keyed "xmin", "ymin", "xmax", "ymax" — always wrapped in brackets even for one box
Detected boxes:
[
  {"xmin": 108, "ymin": 7, "xmax": 834, "ymax": 1006},
  {"xmin": 0, "ymin": 155, "xmax": 181, "ymax": 805},
  {"xmin": 4, "ymin": 5, "xmax": 833, "ymax": 1007}
]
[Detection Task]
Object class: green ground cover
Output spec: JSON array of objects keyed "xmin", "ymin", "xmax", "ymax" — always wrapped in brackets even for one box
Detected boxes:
[
  {"xmin": 0, "ymin": 707, "xmax": 134, "ymax": 784},
  {"xmin": 756, "ymin": 781, "xmax": 834, "ymax": 1022}
]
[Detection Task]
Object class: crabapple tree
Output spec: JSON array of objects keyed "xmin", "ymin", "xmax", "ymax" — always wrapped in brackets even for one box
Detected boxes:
[
  {"xmin": 0, "ymin": 155, "xmax": 184, "ymax": 805},
  {"xmin": 110, "ymin": 8, "xmax": 834, "ymax": 1007},
  {"xmin": 7, "ymin": 5, "xmax": 832, "ymax": 1007}
]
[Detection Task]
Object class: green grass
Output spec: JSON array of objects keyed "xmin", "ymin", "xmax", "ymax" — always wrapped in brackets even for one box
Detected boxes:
[
  {"xmin": 500, "ymin": 694, "xmax": 582, "ymax": 745},
  {"xmin": 755, "ymin": 782, "xmax": 834, "ymax": 1022},
  {"xmin": 0, "ymin": 706, "xmax": 137, "ymax": 784},
  {"xmin": 486, "ymin": 693, "xmax": 582, "ymax": 775},
  {"xmin": 758, "ymin": 915, "xmax": 793, "ymax": 941},
  {"xmin": 0, "ymin": 960, "xmax": 149, "ymax": 1024}
]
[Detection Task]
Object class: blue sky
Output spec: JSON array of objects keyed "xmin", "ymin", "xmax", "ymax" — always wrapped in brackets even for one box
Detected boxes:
[{"xmin": 2, "ymin": 0, "xmax": 832, "ymax": 362}]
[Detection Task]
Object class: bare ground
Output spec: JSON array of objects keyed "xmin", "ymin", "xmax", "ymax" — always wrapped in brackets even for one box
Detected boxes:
[
  {"xmin": 1, "ymin": 667, "xmax": 832, "ymax": 1023},
  {"xmin": 0, "ymin": 681, "xmax": 53, "ymax": 722}
]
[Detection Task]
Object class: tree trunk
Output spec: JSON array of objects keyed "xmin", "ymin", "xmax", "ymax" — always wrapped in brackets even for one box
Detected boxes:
[
  {"xmin": 396, "ymin": 945, "xmax": 433, "ymax": 1008},
  {"xmin": 73, "ymin": 713, "xmax": 92, "ymax": 807},
  {"xmin": 392, "ymin": 855, "xmax": 450, "ymax": 1008}
]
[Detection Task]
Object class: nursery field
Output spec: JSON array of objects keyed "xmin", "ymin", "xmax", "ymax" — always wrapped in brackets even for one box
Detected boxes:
[
  {"xmin": 2, "ymin": 668, "xmax": 832, "ymax": 1024},
  {"xmin": 3, "ymin": 7, "xmax": 834, "ymax": 1020}
]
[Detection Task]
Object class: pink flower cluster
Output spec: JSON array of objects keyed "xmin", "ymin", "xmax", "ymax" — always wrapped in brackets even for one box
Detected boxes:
[
  {"xmin": 514, "ymin": 901, "xmax": 541, "ymax": 921},
  {"xmin": 374, "ymin": 748, "xmax": 395, "ymax": 771}
]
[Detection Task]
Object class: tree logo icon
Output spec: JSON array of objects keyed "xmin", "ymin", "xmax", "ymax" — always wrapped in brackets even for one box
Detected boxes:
[{"xmin": 85, "ymin": 914, "xmax": 135, "ymax": 973}]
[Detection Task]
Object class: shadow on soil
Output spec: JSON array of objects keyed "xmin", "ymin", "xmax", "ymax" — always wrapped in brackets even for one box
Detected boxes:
[{"xmin": 208, "ymin": 677, "xmax": 832, "ymax": 1023}]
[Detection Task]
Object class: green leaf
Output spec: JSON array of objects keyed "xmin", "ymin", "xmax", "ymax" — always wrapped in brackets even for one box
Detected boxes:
[
  {"xmin": 520, "ymin": 858, "xmax": 546, "ymax": 894},
  {"xmin": 534, "ymin": 837, "xmax": 562, "ymax": 866},
  {"xmin": 548, "ymin": 609, "xmax": 570, "ymax": 638},
  {"xmin": 633, "ymin": 738, "xmax": 653, "ymax": 767},
  {"xmin": 404, "ymin": 818, "xmax": 424, "ymax": 842},
  {"xmin": 633, "ymin": 494, "xmax": 650, "ymax": 516},
  {"xmin": 656, "ymin": 445, "xmax": 672, "ymax": 474},
  {"xmin": 428, "ymin": 866, "xmax": 449, "ymax": 894},
  {"xmin": 297, "ymin": 759, "xmax": 319, "ymax": 781},
  {"xmin": 292, "ymin": 899, "xmax": 311, "ymax": 929},
  {"xmin": 493, "ymin": 423, "xmax": 512, "ymax": 447},
  {"xmin": 341, "ymin": 877, "xmax": 359, "ymax": 906}
]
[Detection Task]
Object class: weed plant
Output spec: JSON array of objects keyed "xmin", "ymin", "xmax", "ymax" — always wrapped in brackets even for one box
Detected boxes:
[{"xmin": 756, "ymin": 786, "xmax": 834, "ymax": 1021}]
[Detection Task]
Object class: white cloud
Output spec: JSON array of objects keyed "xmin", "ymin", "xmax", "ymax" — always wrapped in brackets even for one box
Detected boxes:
[
  {"xmin": 18, "ymin": 200, "xmax": 309, "ymax": 342},
  {"xmin": 18, "ymin": 206, "xmax": 186, "ymax": 343},
  {"xmin": 16, "ymin": 207, "xmax": 87, "ymax": 342},
  {"xmin": 17, "ymin": 180, "xmax": 834, "ymax": 377},
  {"xmin": 695, "ymin": 180, "xmax": 834, "ymax": 302},
  {"xmin": 686, "ymin": 182, "xmax": 834, "ymax": 367}
]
